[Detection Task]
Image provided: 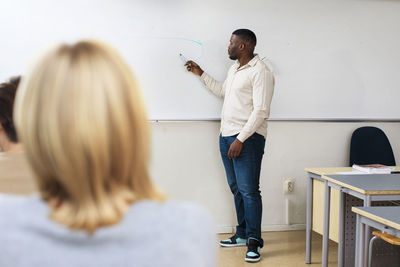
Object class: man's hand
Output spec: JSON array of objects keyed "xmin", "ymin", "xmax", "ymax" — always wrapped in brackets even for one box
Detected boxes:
[
  {"xmin": 228, "ymin": 138, "xmax": 243, "ymax": 159},
  {"xmin": 185, "ymin": 60, "xmax": 204, "ymax": 76}
]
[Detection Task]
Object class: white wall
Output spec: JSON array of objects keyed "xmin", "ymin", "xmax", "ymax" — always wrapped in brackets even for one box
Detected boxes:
[{"xmin": 149, "ymin": 121, "xmax": 400, "ymax": 233}]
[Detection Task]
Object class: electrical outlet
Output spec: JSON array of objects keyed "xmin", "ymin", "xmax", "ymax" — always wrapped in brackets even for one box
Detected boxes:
[{"xmin": 283, "ymin": 179, "xmax": 294, "ymax": 194}]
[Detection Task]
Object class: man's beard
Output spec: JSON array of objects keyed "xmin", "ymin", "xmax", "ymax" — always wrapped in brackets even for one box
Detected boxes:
[{"xmin": 229, "ymin": 54, "xmax": 238, "ymax": 60}]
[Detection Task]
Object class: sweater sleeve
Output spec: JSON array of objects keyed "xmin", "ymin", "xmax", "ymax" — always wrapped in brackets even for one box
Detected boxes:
[
  {"xmin": 199, "ymin": 72, "xmax": 225, "ymax": 98},
  {"xmin": 237, "ymin": 68, "xmax": 274, "ymax": 142}
]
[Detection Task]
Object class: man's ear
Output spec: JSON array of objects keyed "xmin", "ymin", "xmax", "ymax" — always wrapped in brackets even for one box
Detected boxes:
[
  {"xmin": 239, "ymin": 43, "xmax": 245, "ymax": 51},
  {"xmin": 0, "ymin": 124, "xmax": 4, "ymax": 133}
]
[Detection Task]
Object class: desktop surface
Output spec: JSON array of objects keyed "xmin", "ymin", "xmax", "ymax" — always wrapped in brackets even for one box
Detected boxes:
[{"xmin": 323, "ymin": 174, "xmax": 400, "ymax": 194}]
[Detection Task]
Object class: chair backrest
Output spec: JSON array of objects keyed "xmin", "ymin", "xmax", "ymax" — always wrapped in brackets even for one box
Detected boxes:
[{"xmin": 349, "ymin": 126, "xmax": 396, "ymax": 166}]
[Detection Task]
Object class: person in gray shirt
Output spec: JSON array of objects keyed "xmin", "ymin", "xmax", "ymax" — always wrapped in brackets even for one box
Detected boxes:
[
  {"xmin": 0, "ymin": 76, "xmax": 22, "ymax": 153},
  {"xmin": 0, "ymin": 40, "xmax": 216, "ymax": 267},
  {"xmin": 0, "ymin": 76, "xmax": 36, "ymax": 195}
]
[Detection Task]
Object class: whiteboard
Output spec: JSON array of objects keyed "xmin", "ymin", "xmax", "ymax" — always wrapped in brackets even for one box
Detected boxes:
[{"xmin": 1, "ymin": 0, "xmax": 400, "ymax": 120}]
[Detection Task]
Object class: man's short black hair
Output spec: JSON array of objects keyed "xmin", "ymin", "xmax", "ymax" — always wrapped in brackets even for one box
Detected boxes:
[{"xmin": 232, "ymin": 29, "xmax": 257, "ymax": 46}]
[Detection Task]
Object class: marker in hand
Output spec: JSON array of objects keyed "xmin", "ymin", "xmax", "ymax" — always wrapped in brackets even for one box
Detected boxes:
[
  {"xmin": 180, "ymin": 53, "xmax": 190, "ymax": 66},
  {"xmin": 180, "ymin": 53, "xmax": 202, "ymax": 76}
]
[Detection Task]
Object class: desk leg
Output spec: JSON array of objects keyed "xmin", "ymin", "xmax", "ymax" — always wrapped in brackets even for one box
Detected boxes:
[
  {"xmin": 306, "ymin": 174, "xmax": 313, "ymax": 264},
  {"xmin": 322, "ymin": 181, "xmax": 331, "ymax": 267},
  {"xmin": 355, "ymin": 214, "xmax": 360, "ymax": 267},
  {"xmin": 355, "ymin": 214, "xmax": 365, "ymax": 267},
  {"xmin": 338, "ymin": 190, "xmax": 345, "ymax": 267},
  {"xmin": 363, "ymin": 195, "xmax": 371, "ymax": 267}
]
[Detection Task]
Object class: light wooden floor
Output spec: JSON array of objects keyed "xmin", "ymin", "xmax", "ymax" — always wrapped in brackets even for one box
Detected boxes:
[{"xmin": 218, "ymin": 231, "xmax": 338, "ymax": 267}]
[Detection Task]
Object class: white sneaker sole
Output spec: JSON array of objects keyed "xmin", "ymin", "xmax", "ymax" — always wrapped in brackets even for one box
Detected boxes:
[
  {"xmin": 219, "ymin": 242, "xmax": 247, "ymax": 247},
  {"xmin": 245, "ymin": 257, "xmax": 261, "ymax": 262}
]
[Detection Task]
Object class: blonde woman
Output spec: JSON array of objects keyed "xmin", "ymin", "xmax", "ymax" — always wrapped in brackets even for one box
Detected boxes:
[{"xmin": 0, "ymin": 41, "xmax": 216, "ymax": 267}]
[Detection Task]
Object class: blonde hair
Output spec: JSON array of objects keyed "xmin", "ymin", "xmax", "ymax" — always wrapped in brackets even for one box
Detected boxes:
[{"xmin": 14, "ymin": 40, "xmax": 164, "ymax": 233}]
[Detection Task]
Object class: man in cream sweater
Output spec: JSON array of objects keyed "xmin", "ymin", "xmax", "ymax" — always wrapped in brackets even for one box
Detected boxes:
[{"xmin": 185, "ymin": 29, "xmax": 274, "ymax": 263}]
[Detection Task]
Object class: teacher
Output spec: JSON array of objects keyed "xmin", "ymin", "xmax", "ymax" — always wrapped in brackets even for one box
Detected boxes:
[{"xmin": 185, "ymin": 29, "xmax": 274, "ymax": 263}]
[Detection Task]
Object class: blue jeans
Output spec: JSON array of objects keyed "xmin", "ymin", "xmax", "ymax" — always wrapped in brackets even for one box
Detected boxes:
[{"xmin": 219, "ymin": 133, "xmax": 265, "ymax": 247}]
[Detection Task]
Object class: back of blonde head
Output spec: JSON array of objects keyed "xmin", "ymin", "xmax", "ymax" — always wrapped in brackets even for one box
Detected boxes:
[{"xmin": 14, "ymin": 40, "xmax": 164, "ymax": 233}]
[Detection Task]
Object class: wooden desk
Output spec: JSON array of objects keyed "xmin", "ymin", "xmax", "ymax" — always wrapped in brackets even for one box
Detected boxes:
[
  {"xmin": 305, "ymin": 167, "xmax": 357, "ymax": 266},
  {"xmin": 323, "ymin": 174, "xmax": 400, "ymax": 267},
  {"xmin": 352, "ymin": 206, "xmax": 400, "ymax": 267},
  {"xmin": 305, "ymin": 167, "xmax": 400, "ymax": 267}
]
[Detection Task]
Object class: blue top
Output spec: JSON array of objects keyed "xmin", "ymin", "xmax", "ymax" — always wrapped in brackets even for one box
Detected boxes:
[{"xmin": 0, "ymin": 194, "xmax": 216, "ymax": 267}]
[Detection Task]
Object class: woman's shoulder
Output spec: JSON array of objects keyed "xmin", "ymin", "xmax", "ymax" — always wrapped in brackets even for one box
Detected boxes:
[
  {"xmin": 123, "ymin": 200, "xmax": 216, "ymax": 266},
  {"xmin": 130, "ymin": 200, "xmax": 213, "ymax": 222},
  {"xmin": 0, "ymin": 194, "xmax": 45, "ymax": 227},
  {"xmin": 0, "ymin": 193, "xmax": 43, "ymax": 210},
  {"xmin": 124, "ymin": 200, "xmax": 215, "ymax": 237},
  {"xmin": 0, "ymin": 193, "xmax": 40, "ymax": 207}
]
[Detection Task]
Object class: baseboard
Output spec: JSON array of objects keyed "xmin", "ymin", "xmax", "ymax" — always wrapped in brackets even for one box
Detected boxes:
[
  {"xmin": 216, "ymin": 224, "xmax": 306, "ymax": 234},
  {"xmin": 262, "ymin": 224, "xmax": 306, "ymax": 232},
  {"xmin": 216, "ymin": 226, "xmax": 235, "ymax": 233}
]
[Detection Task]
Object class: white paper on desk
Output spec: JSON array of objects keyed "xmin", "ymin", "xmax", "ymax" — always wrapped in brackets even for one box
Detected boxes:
[{"xmin": 336, "ymin": 171, "xmax": 366, "ymax": 175}]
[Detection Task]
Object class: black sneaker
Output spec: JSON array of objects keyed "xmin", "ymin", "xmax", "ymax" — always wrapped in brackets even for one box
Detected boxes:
[
  {"xmin": 219, "ymin": 234, "xmax": 247, "ymax": 247},
  {"xmin": 245, "ymin": 238, "xmax": 261, "ymax": 262}
]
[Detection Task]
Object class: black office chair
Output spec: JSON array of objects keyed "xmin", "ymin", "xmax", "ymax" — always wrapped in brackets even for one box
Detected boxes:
[{"xmin": 349, "ymin": 126, "xmax": 396, "ymax": 167}]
